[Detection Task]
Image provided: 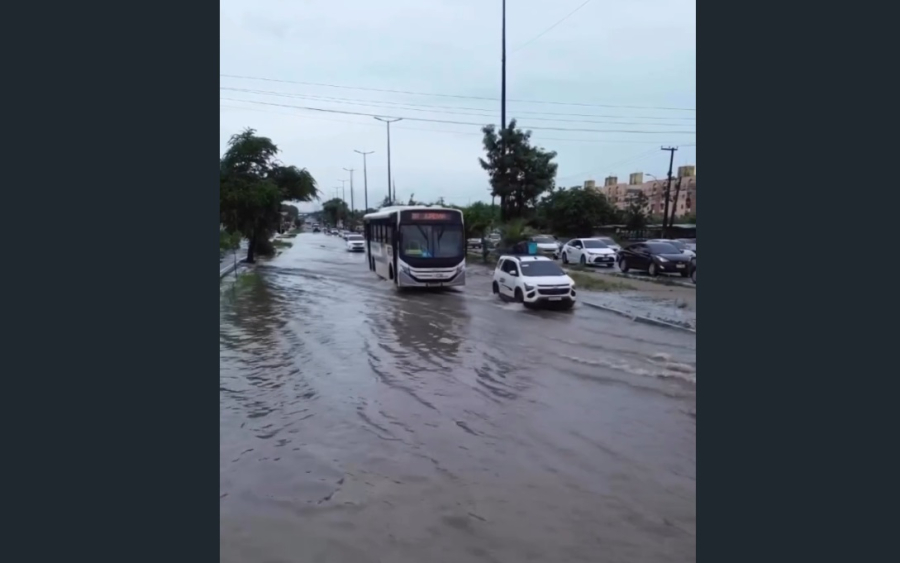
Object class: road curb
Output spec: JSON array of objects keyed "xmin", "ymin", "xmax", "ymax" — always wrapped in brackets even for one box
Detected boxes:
[
  {"xmin": 604, "ymin": 271, "xmax": 696, "ymax": 289},
  {"xmin": 580, "ymin": 300, "xmax": 696, "ymax": 334},
  {"xmin": 219, "ymin": 255, "xmax": 245, "ymax": 279}
]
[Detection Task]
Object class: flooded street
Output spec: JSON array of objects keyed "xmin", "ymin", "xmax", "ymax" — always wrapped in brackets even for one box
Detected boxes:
[{"xmin": 220, "ymin": 233, "xmax": 696, "ymax": 563}]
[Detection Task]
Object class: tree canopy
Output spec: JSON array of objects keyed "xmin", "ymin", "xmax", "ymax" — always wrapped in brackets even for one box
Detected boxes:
[
  {"xmin": 537, "ymin": 186, "xmax": 616, "ymax": 237},
  {"xmin": 321, "ymin": 198, "xmax": 350, "ymax": 227},
  {"xmin": 220, "ymin": 128, "xmax": 318, "ymax": 262},
  {"xmin": 625, "ymin": 191, "xmax": 650, "ymax": 232},
  {"xmin": 479, "ymin": 119, "xmax": 558, "ymax": 221}
]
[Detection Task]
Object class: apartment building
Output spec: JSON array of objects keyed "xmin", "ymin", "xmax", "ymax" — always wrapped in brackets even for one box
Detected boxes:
[{"xmin": 586, "ymin": 165, "xmax": 696, "ymax": 219}]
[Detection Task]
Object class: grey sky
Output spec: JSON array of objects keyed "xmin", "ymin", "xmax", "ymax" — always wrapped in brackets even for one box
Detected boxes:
[{"xmin": 220, "ymin": 0, "xmax": 696, "ymax": 212}]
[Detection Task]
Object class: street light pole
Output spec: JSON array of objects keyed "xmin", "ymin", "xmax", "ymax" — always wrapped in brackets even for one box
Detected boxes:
[
  {"xmin": 343, "ymin": 168, "xmax": 355, "ymax": 213},
  {"xmin": 354, "ymin": 150, "xmax": 374, "ymax": 211},
  {"xmin": 374, "ymin": 117, "xmax": 402, "ymax": 204}
]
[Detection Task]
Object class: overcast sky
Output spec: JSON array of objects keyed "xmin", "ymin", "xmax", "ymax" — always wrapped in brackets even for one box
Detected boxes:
[{"xmin": 220, "ymin": 0, "xmax": 696, "ymax": 212}]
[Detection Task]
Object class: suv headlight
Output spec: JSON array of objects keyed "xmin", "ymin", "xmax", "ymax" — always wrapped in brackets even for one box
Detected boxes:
[{"xmin": 524, "ymin": 284, "xmax": 535, "ymax": 291}]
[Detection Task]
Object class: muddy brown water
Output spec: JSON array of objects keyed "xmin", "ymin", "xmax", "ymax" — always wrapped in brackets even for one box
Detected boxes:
[{"xmin": 220, "ymin": 233, "xmax": 696, "ymax": 563}]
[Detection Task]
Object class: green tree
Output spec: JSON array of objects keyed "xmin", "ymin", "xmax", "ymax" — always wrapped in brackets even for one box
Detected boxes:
[
  {"xmin": 479, "ymin": 119, "xmax": 558, "ymax": 221},
  {"xmin": 321, "ymin": 198, "xmax": 350, "ymax": 227},
  {"xmin": 538, "ymin": 186, "xmax": 615, "ymax": 237},
  {"xmin": 220, "ymin": 128, "xmax": 318, "ymax": 262},
  {"xmin": 625, "ymin": 191, "xmax": 650, "ymax": 232},
  {"xmin": 458, "ymin": 201, "xmax": 499, "ymax": 239}
]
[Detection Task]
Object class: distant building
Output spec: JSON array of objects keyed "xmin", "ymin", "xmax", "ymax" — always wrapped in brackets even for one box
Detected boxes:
[{"xmin": 585, "ymin": 165, "xmax": 696, "ymax": 218}]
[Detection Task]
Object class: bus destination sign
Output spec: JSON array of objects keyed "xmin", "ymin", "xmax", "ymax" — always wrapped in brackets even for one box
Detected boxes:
[{"xmin": 409, "ymin": 211, "xmax": 453, "ymax": 221}]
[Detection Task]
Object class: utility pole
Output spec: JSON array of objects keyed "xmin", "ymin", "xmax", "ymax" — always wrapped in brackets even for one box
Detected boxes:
[
  {"xmin": 501, "ymin": 0, "xmax": 507, "ymax": 130},
  {"xmin": 354, "ymin": 150, "xmax": 374, "ymax": 211},
  {"xmin": 661, "ymin": 147, "xmax": 678, "ymax": 237},
  {"xmin": 343, "ymin": 167, "xmax": 355, "ymax": 214},
  {"xmin": 374, "ymin": 117, "xmax": 402, "ymax": 204}
]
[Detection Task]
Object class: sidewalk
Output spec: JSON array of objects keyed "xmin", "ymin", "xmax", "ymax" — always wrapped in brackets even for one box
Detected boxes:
[{"xmin": 219, "ymin": 241, "xmax": 248, "ymax": 279}]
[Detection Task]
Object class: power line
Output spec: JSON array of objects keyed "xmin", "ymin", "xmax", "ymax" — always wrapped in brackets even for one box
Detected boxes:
[
  {"xmin": 220, "ymin": 73, "xmax": 695, "ymax": 112},
  {"xmin": 221, "ymin": 87, "xmax": 693, "ymax": 127},
  {"xmin": 220, "ymin": 86, "xmax": 695, "ymax": 121},
  {"xmin": 513, "ymin": 0, "xmax": 594, "ymax": 53},
  {"xmin": 220, "ymin": 103, "xmax": 693, "ymax": 144},
  {"xmin": 219, "ymin": 97, "xmax": 696, "ymax": 135}
]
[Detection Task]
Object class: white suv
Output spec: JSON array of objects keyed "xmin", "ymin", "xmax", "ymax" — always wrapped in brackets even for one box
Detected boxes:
[{"xmin": 492, "ymin": 255, "xmax": 576, "ymax": 309}]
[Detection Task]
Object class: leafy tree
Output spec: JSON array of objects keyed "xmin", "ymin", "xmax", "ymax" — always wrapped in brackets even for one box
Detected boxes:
[
  {"xmin": 537, "ymin": 186, "xmax": 615, "ymax": 237},
  {"xmin": 321, "ymin": 198, "xmax": 350, "ymax": 227},
  {"xmin": 625, "ymin": 191, "xmax": 650, "ymax": 232},
  {"xmin": 459, "ymin": 201, "xmax": 499, "ymax": 239},
  {"xmin": 479, "ymin": 119, "xmax": 558, "ymax": 221},
  {"xmin": 220, "ymin": 128, "xmax": 318, "ymax": 262}
]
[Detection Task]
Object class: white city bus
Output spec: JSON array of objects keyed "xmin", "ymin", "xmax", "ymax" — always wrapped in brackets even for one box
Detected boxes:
[{"xmin": 363, "ymin": 206, "xmax": 466, "ymax": 288}]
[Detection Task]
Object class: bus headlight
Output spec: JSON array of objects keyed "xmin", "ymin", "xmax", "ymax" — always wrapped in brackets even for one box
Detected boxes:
[{"xmin": 400, "ymin": 265, "xmax": 410, "ymax": 276}]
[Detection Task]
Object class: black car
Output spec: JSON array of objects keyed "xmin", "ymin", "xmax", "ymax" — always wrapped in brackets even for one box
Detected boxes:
[{"xmin": 618, "ymin": 241, "xmax": 693, "ymax": 277}]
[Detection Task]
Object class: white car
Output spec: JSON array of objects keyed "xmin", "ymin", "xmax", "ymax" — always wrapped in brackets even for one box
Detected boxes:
[
  {"xmin": 529, "ymin": 235, "xmax": 562, "ymax": 258},
  {"xmin": 559, "ymin": 238, "xmax": 618, "ymax": 267},
  {"xmin": 345, "ymin": 234, "xmax": 365, "ymax": 252},
  {"xmin": 492, "ymin": 255, "xmax": 576, "ymax": 309}
]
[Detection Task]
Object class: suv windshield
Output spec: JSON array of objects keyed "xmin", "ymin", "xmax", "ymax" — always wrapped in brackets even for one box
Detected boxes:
[
  {"xmin": 532, "ymin": 236, "xmax": 556, "ymax": 244},
  {"xmin": 347, "ymin": 235, "xmax": 363, "ymax": 241},
  {"xmin": 583, "ymin": 240, "xmax": 608, "ymax": 249},
  {"xmin": 519, "ymin": 260, "xmax": 564, "ymax": 277},
  {"xmin": 400, "ymin": 224, "xmax": 464, "ymax": 258}
]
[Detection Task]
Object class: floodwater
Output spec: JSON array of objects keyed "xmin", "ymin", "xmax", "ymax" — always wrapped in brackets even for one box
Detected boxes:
[{"xmin": 220, "ymin": 233, "xmax": 696, "ymax": 563}]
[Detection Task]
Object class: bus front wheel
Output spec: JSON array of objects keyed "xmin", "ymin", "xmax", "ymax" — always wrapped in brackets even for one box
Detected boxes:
[{"xmin": 389, "ymin": 265, "xmax": 394, "ymax": 281}]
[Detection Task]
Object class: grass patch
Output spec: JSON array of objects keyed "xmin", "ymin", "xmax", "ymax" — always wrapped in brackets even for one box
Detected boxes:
[
  {"xmin": 272, "ymin": 239, "xmax": 293, "ymax": 248},
  {"xmin": 567, "ymin": 269, "xmax": 635, "ymax": 292}
]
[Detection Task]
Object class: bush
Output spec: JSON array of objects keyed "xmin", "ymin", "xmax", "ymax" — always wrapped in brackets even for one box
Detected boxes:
[{"xmin": 220, "ymin": 230, "xmax": 241, "ymax": 252}]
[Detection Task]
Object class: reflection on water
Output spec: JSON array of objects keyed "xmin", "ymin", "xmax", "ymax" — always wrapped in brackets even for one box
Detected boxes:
[{"xmin": 221, "ymin": 236, "xmax": 696, "ymax": 563}]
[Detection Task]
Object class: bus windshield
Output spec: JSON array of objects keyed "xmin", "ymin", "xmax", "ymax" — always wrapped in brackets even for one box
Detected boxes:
[{"xmin": 400, "ymin": 224, "xmax": 464, "ymax": 258}]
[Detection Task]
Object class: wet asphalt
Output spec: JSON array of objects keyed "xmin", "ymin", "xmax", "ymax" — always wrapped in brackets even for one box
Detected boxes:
[{"xmin": 220, "ymin": 233, "xmax": 696, "ymax": 563}]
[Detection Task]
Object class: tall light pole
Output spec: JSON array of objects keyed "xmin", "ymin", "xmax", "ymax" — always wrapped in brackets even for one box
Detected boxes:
[
  {"xmin": 374, "ymin": 117, "xmax": 402, "ymax": 204},
  {"xmin": 337, "ymin": 179, "xmax": 347, "ymax": 205},
  {"xmin": 501, "ymin": 0, "xmax": 507, "ymax": 130},
  {"xmin": 354, "ymin": 150, "xmax": 374, "ymax": 211},
  {"xmin": 343, "ymin": 167, "xmax": 355, "ymax": 214}
]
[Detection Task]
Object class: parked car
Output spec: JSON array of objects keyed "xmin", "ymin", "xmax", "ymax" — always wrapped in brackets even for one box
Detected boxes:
[
  {"xmin": 559, "ymin": 238, "xmax": 618, "ymax": 267},
  {"xmin": 677, "ymin": 238, "xmax": 697, "ymax": 253},
  {"xmin": 690, "ymin": 256, "xmax": 696, "ymax": 284},
  {"xmin": 492, "ymin": 255, "xmax": 576, "ymax": 309},
  {"xmin": 467, "ymin": 238, "xmax": 483, "ymax": 250},
  {"xmin": 618, "ymin": 241, "xmax": 693, "ymax": 277},
  {"xmin": 648, "ymin": 238, "xmax": 696, "ymax": 258},
  {"xmin": 529, "ymin": 235, "xmax": 561, "ymax": 258}
]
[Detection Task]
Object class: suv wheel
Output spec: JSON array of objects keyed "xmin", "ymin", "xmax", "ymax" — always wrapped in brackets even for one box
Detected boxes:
[
  {"xmin": 492, "ymin": 281, "xmax": 499, "ymax": 295},
  {"xmin": 514, "ymin": 288, "xmax": 524, "ymax": 303}
]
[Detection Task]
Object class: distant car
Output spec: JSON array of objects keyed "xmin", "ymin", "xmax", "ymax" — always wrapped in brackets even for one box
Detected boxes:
[
  {"xmin": 329, "ymin": 229, "xmax": 339, "ymax": 236},
  {"xmin": 345, "ymin": 234, "xmax": 365, "ymax": 252},
  {"xmin": 492, "ymin": 255, "xmax": 576, "ymax": 309},
  {"xmin": 529, "ymin": 235, "xmax": 561, "ymax": 258},
  {"xmin": 618, "ymin": 241, "xmax": 693, "ymax": 277},
  {"xmin": 678, "ymin": 238, "xmax": 697, "ymax": 253},
  {"xmin": 559, "ymin": 238, "xmax": 618, "ymax": 267},
  {"xmin": 594, "ymin": 237, "xmax": 622, "ymax": 253},
  {"xmin": 648, "ymin": 238, "xmax": 696, "ymax": 258},
  {"xmin": 467, "ymin": 238, "xmax": 482, "ymax": 250},
  {"xmin": 312, "ymin": 227, "xmax": 321, "ymax": 233}
]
